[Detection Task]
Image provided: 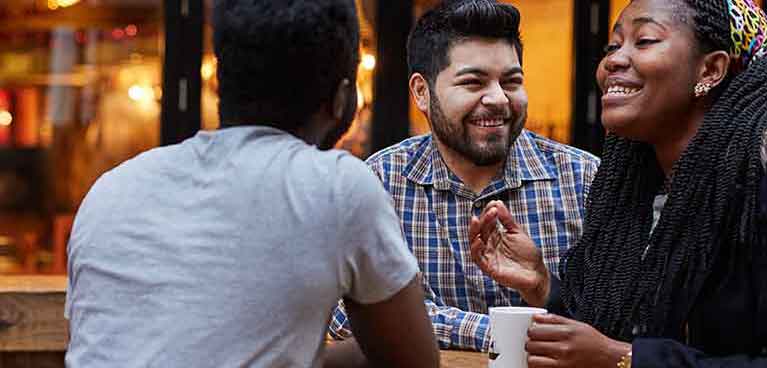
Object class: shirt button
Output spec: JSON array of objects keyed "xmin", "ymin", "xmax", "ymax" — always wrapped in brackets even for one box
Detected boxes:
[{"xmin": 474, "ymin": 202, "xmax": 483, "ymax": 209}]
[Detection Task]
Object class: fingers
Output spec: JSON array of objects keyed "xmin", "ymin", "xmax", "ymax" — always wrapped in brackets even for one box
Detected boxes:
[
  {"xmin": 469, "ymin": 215, "xmax": 481, "ymax": 243},
  {"xmin": 471, "ymin": 203, "xmax": 499, "ymax": 244},
  {"xmin": 489, "ymin": 200, "xmax": 524, "ymax": 234},
  {"xmin": 526, "ymin": 340, "xmax": 568, "ymax": 360},
  {"xmin": 528, "ymin": 315, "xmax": 574, "ymax": 342},
  {"xmin": 528, "ymin": 324, "xmax": 572, "ymax": 342},
  {"xmin": 533, "ymin": 313, "xmax": 569, "ymax": 325},
  {"xmin": 479, "ymin": 207, "xmax": 499, "ymax": 243},
  {"xmin": 527, "ymin": 355, "xmax": 558, "ymax": 368},
  {"xmin": 469, "ymin": 224, "xmax": 489, "ymax": 269}
]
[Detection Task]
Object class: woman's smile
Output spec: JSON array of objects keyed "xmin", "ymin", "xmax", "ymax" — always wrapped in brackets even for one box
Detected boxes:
[{"xmin": 601, "ymin": 76, "xmax": 644, "ymax": 107}]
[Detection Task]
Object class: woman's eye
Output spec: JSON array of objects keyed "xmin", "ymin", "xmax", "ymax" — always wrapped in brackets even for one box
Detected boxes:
[{"xmin": 459, "ymin": 79, "xmax": 481, "ymax": 86}]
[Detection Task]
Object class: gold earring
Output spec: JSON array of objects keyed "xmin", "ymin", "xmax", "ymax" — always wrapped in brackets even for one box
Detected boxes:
[{"xmin": 694, "ymin": 81, "xmax": 712, "ymax": 98}]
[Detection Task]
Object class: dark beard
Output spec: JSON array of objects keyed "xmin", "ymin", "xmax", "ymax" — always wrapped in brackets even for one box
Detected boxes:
[
  {"xmin": 318, "ymin": 84, "xmax": 358, "ymax": 150},
  {"xmin": 429, "ymin": 92, "xmax": 523, "ymax": 166}
]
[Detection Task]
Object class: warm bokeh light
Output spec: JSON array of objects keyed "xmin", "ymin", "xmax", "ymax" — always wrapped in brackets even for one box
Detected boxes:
[
  {"xmin": 125, "ymin": 24, "xmax": 138, "ymax": 37},
  {"xmin": 47, "ymin": 0, "xmax": 80, "ymax": 10},
  {"xmin": 201, "ymin": 58, "xmax": 216, "ymax": 80},
  {"xmin": 112, "ymin": 28, "xmax": 126, "ymax": 40},
  {"xmin": 75, "ymin": 31, "xmax": 86, "ymax": 44},
  {"xmin": 128, "ymin": 85, "xmax": 156, "ymax": 103},
  {"xmin": 0, "ymin": 111, "xmax": 12, "ymax": 126},
  {"xmin": 361, "ymin": 54, "xmax": 376, "ymax": 71},
  {"xmin": 357, "ymin": 86, "xmax": 365, "ymax": 109}
]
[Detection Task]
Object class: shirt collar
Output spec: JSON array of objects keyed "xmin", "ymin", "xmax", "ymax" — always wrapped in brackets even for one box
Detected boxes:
[
  {"xmin": 403, "ymin": 130, "xmax": 556, "ymax": 191},
  {"xmin": 504, "ymin": 130, "xmax": 558, "ymax": 188},
  {"xmin": 401, "ymin": 135, "xmax": 443, "ymax": 188}
]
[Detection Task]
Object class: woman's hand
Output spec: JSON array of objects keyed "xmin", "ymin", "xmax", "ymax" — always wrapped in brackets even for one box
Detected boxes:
[
  {"xmin": 469, "ymin": 200, "xmax": 550, "ymax": 307},
  {"xmin": 526, "ymin": 314, "xmax": 631, "ymax": 368}
]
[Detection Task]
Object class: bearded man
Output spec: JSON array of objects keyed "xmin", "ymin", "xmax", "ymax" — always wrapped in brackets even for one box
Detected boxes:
[{"xmin": 328, "ymin": 0, "xmax": 600, "ymax": 352}]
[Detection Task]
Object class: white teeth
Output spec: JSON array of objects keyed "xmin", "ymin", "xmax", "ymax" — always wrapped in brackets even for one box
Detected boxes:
[
  {"xmin": 472, "ymin": 119, "xmax": 504, "ymax": 127},
  {"xmin": 606, "ymin": 85, "xmax": 640, "ymax": 96}
]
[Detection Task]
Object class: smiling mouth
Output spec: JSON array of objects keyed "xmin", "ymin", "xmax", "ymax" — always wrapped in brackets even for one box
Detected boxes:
[
  {"xmin": 468, "ymin": 118, "xmax": 506, "ymax": 128},
  {"xmin": 604, "ymin": 85, "xmax": 642, "ymax": 97}
]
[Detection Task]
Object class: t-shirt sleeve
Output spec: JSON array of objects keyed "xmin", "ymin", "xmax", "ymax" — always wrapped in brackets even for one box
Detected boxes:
[
  {"xmin": 334, "ymin": 155, "xmax": 419, "ymax": 305},
  {"xmin": 64, "ymin": 171, "xmax": 115, "ymax": 320}
]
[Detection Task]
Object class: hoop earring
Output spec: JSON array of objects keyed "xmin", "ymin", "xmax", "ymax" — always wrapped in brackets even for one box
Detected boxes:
[{"xmin": 694, "ymin": 81, "xmax": 712, "ymax": 98}]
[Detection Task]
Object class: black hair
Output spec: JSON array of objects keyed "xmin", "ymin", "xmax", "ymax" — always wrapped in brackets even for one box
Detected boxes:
[
  {"xmin": 561, "ymin": 0, "xmax": 767, "ymax": 341},
  {"xmin": 407, "ymin": 0, "xmax": 523, "ymax": 87},
  {"xmin": 213, "ymin": 0, "xmax": 360, "ymax": 130}
]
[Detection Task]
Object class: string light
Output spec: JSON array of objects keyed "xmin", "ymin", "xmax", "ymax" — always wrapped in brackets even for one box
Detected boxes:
[
  {"xmin": 361, "ymin": 54, "xmax": 376, "ymax": 71},
  {"xmin": 0, "ymin": 111, "xmax": 12, "ymax": 126}
]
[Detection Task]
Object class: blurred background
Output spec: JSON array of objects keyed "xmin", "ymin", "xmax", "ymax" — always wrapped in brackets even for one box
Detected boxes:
[{"xmin": 0, "ymin": 0, "xmax": 760, "ymax": 276}]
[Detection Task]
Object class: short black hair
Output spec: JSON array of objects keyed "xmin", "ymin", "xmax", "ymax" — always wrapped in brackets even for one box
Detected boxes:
[
  {"xmin": 407, "ymin": 0, "xmax": 523, "ymax": 86},
  {"xmin": 213, "ymin": 0, "xmax": 360, "ymax": 130}
]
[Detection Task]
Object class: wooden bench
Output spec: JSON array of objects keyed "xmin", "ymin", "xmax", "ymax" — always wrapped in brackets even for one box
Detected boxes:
[
  {"xmin": 0, "ymin": 276, "xmax": 68, "ymax": 367},
  {"xmin": 0, "ymin": 276, "xmax": 487, "ymax": 367}
]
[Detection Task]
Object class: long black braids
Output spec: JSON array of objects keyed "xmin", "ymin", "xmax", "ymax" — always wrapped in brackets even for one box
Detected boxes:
[{"xmin": 560, "ymin": 0, "xmax": 767, "ymax": 341}]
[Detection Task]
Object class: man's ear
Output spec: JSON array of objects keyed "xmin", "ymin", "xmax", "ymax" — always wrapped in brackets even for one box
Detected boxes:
[
  {"xmin": 409, "ymin": 73, "xmax": 431, "ymax": 116},
  {"xmin": 332, "ymin": 78, "xmax": 353, "ymax": 121},
  {"xmin": 697, "ymin": 50, "xmax": 730, "ymax": 90}
]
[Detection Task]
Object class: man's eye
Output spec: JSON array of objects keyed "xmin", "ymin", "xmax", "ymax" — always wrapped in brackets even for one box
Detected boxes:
[
  {"xmin": 458, "ymin": 79, "xmax": 481, "ymax": 86},
  {"xmin": 503, "ymin": 78, "xmax": 523, "ymax": 86},
  {"xmin": 636, "ymin": 38, "xmax": 659, "ymax": 46}
]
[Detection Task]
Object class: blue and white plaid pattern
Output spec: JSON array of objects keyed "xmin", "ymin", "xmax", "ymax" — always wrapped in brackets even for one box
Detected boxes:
[{"xmin": 329, "ymin": 130, "xmax": 599, "ymax": 351}]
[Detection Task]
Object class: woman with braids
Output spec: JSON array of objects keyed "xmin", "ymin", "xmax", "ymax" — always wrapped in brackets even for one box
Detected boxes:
[{"xmin": 469, "ymin": 0, "xmax": 767, "ymax": 367}]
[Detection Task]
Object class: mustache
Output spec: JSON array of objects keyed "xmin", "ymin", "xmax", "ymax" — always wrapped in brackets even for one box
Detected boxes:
[{"xmin": 466, "ymin": 106, "xmax": 512, "ymax": 121}]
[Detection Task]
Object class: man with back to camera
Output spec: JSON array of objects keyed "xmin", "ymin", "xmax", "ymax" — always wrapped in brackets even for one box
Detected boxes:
[
  {"xmin": 329, "ymin": 0, "xmax": 599, "ymax": 352},
  {"xmin": 64, "ymin": 1, "xmax": 440, "ymax": 367}
]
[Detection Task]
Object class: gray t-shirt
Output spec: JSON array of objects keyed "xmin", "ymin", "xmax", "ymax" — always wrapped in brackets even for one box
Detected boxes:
[{"xmin": 65, "ymin": 126, "xmax": 418, "ymax": 368}]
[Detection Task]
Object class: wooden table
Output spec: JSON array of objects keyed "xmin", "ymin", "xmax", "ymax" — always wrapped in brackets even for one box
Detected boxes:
[
  {"xmin": 0, "ymin": 276, "xmax": 488, "ymax": 367},
  {"xmin": 0, "ymin": 276, "xmax": 68, "ymax": 367},
  {"xmin": 440, "ymin": 350, "xmax": 488, "ymax": 367}
]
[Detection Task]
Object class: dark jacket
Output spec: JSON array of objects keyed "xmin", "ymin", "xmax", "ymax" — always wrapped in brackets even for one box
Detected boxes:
[{"xmin": 547, "ymin": 170, "xmax": 767, "ymax": 367}]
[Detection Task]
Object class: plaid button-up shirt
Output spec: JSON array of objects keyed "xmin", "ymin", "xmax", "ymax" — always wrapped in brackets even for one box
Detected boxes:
[{"xmin": 329, "ymin": 130, "xmax": 599, "ymax": 351}]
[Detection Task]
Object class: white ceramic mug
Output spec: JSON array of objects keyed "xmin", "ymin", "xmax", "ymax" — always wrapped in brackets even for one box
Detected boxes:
[{"xmin": 488, "ymin": 306, "xmax": 548, "ymax": 368}]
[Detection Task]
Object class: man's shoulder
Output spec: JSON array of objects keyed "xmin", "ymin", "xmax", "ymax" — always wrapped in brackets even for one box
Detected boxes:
[
  {"xmin": 326, "ymin": 149, "xmax": 374, "ymax": 176},
  {"xmin": 78, "ymin": 144, "xmax": 181, "ymax": 209},
  {"xmin": 366, "ymin": 134, "xmax": 432, "ymax": 169},
  {"xmin": 322, "ymin": 148, "xmax": 388, "ymax": 194},
  {"xmin": 522, "ymin": 130, "xmax": 600, "ymax": 168},
  {"xmin": 89, "ymin": 145, "xmax": 171, "ymax": 188}
]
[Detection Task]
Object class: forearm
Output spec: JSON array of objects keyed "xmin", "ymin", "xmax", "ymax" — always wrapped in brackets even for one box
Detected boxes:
[
  {"xmin": 323, "ymin": 338, "xmax": 368, "ymax": 368},
  {"xmin": 518, "ymin": 266, "xmax": 551, "ymax": 308},
  {"xmin": 426, "ymin": 300, "xmax": 491, "ymax": 351},
  {"xmin": 333, "ymin": 296, "xmax": 493, "ymax": 352}
]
